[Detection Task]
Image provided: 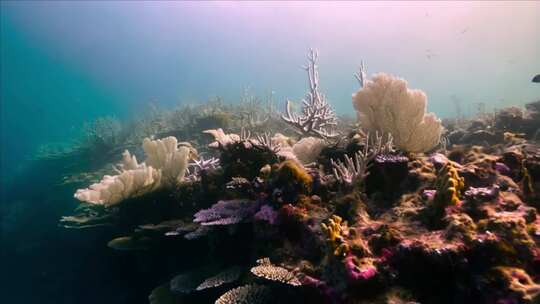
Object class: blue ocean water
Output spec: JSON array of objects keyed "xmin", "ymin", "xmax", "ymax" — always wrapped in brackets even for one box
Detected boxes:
[{"xmin": 1, "ymin": 2, "xmax": 539, "ymax": 303}]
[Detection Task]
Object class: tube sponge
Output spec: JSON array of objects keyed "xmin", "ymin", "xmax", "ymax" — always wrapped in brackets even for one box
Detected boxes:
[{"xmin": 352, "ymin": 73, "xmax": 442, "ymax": 153}]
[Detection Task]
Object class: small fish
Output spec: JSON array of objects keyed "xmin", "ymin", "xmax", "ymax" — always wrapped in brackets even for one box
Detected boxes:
[{"xmin": 532, "ymin": 74, "xmax": 540, "ymax": 83}]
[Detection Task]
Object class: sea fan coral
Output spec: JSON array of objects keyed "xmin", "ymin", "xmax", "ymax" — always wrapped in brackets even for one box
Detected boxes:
[
  {"xmin": 74, "ymin": 136, "xmax": 195, "ymax": 206},
  {"xmin": 74, "ymin": 163, "xmax": 162, "ymax": 207},
  {"xmin": 292, "ymin": 137, "xmax": 326, "ymax": 164},
  {"xmin": 352, "ymin": 73, "xmax": 442, "ymax": 152},
  {"xmin": 143, "ymin": 137, "xmax": 196, "ymax": 186}
]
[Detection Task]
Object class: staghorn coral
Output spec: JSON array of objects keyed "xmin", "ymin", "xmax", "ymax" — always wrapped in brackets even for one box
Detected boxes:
[
  {"xmin": 281, "ymin": 49, "xmax": 338, "ymax": 140},
  {"xmin": 331, "ymin": 147, "xmax": 371, "ymax": 188},
  {"xmin": 215, "ymin": 284, "xmax": 271, "ymax": 304},
  {"xmin": 251, "ymin": 132, "xmax": 281, "ymax": 154},
  {"xmin": 186, "ymin": 156, "xmax": 220, "ymax": 181},
  {"xmin": 352, "ymin": 73, "xmax": 442, "ymax": 152}
]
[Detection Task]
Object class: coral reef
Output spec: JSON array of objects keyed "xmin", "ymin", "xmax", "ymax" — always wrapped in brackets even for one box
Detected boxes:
[{"xmin": 59, "ymin": 50, "xmax": 540, "ymax": 304}]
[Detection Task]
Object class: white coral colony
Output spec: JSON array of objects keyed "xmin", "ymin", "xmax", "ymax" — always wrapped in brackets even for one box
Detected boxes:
[
  {"xmin": 74, "ymin": 136, "xmax": 196, "ymax": 207},
  {"xmin": 352, "ymin": 73, "xmax": 442, "ymax": 153}
]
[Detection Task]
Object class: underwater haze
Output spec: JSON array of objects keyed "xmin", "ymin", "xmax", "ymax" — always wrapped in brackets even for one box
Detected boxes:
[
  {"xmin": 2, "ymin": 1, "xmax": 539, "ymax": 179},
  {"xmin": 1, "ymin": 2, "xmax": 540, "ymax": 304}
]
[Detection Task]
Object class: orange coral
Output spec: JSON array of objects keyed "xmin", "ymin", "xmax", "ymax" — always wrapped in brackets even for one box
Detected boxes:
[
  {"xmin": 321, "ymin": 215, "xmax": 350, "ymax": 257},
  {"xmin": 434, "ymin": 162, "xmax": 465, "ymax": 207}
]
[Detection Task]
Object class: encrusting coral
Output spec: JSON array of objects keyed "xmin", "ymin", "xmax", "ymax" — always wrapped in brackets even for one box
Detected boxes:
[{"xmin": 352, "ymin": 73, "xmax": 443, "ymax": 153}]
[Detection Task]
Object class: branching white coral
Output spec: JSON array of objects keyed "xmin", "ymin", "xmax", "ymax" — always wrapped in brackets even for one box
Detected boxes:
[
  {"xmin": 250, "ymin": 132, "xmax": 281, "ymax": 153},
  {"xmin": 204, "ymin": 128, "xmax": 241, "ymax": 148},
  {"xmin": 281, "ymin": 49, "xmax": 338, "ymax": 140},
  {"xmin": 74, "ymin": 136, "xmax": 196, "ymax": 206},
  {"xmin": 186, "ymin": 156, "xmax": 220, "ymax": 181},
  {"xmin": 331, "ymin": 146, "xmax": 371, "ymax": 186},
  {"xmin": 352, "ymin": 73, "xmax": 442, "ymax": 153}
]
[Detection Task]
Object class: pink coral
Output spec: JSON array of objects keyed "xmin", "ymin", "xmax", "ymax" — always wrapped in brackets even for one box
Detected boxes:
[{"xmin": 344, "ymin": 254, "xmax": 377, "ymax": 282}]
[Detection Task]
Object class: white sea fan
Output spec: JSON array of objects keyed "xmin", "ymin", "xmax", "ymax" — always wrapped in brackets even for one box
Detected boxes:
[
  {"xmin": 292, "ymin": 137, "xmax": 326, "ymax": 164},
  {"xmin": 74, "ymin": 136, "xmax": 195, "ymax": 206},
  {"xmin": 352, "ymin": 73, "xmax": 442, "ymax": 153},
  {"xmin": 74, "ymin": 163, "xmax": 162, "ymax": 207}
]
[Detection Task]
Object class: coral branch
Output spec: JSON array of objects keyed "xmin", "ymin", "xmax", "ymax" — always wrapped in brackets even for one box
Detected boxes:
[{"xmin": 281, "ymin": 49, "xmax": 338, "ymax": 140}]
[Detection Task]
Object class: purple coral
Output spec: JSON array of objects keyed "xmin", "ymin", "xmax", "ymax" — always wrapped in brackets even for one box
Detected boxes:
[
  {"xmin": 422, "ymin": 189, "xmax": 437, "ymax": 200},
  {"xmin": 464, "ymin": 186, "xmax": 500, "ymax": 202},
  {"xmin": 194, "ymin": 199, "xmax": 260, "ymax": 226},
  {"xmin": 254, "ymin": 205, "xmax": 279, "ymax": 225},
  {"xmin": 429, "ymin": 153, "xmax": 450, "ymax": 170},
  {"xmin": 495, "ymin": 162, "xmax": 511, "ymax": 176}
]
